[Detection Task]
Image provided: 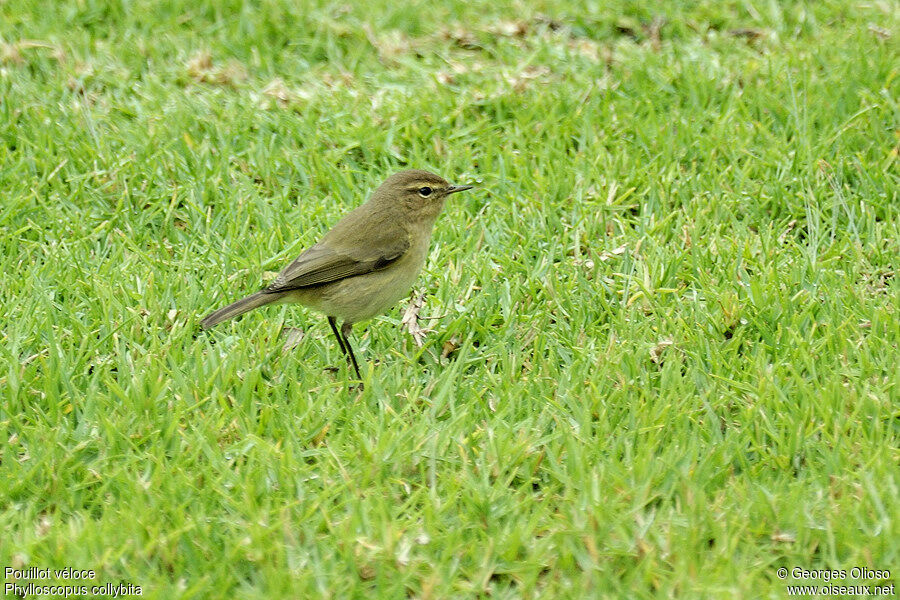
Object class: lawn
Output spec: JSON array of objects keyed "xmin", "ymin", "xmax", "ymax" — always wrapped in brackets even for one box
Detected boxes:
[{"xmin": 1, "ymin": 0, "xmax": 898, "ymax": 597}]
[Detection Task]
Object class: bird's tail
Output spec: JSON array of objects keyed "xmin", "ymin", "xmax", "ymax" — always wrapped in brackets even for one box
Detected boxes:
[{"xmin": 200, "ymin": 291, "xmax": 279, "ymax": 329}]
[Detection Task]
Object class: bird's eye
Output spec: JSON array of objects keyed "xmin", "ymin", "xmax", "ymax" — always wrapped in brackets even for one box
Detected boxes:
[{"xmin": 418, "ymin": 186, "xmax": 433, "ymax": 198}]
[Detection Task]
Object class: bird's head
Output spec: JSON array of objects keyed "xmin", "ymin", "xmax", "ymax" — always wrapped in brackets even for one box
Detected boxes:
[{"xmin": 372, "ymin": 169, "xmax": 473, "ymax": 224}]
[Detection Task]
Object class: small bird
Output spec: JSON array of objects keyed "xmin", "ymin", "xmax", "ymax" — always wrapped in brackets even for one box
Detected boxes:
[{"xmin": 200, "ymin": 169, "xmax": 473, "ymax": 381}]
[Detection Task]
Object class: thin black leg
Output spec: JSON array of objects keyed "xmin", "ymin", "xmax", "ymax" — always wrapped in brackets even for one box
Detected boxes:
[
  {"xmin": 327, "ymin": 316, "xmax": 348, "ymax": 356},
  {"xmin": 340, "ymin": 321, "xmax": 362, "ymax": 381}
]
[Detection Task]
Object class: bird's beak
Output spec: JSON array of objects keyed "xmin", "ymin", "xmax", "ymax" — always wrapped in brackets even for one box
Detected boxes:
[{"xmin": 446, "ymin": 185, "xmax": 474, "ymax": 195}]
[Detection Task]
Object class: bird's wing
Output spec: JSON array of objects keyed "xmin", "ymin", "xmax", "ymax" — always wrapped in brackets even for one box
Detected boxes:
[
  {"xmin": 265, "ymin": 241, "xmax": 408, "ymax": 291},
  {"xmin": 265, "ymin": 206, "xmax": 410, "ymax": 292}
]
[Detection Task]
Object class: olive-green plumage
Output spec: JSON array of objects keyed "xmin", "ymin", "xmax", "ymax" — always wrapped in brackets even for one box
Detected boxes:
[{"xmin": 200, "ymin": 169, "xmax": 473, "ymax": 381}]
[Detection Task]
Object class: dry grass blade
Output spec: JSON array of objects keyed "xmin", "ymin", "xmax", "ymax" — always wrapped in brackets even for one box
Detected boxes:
[{"xmin": 400, "ymin": 292, "xmax": 430, "ymax": 347}]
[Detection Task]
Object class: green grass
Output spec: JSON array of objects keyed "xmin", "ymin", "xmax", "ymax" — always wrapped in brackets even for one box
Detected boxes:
[{"xmin": 1, "ymin": 0, "xmax": 898, "ymax": 597}]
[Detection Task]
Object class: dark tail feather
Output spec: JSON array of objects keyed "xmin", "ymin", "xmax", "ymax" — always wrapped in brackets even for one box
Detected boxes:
[{"xmin": 200, "ymin": 291, "xmax": 278, "ymax": 329}]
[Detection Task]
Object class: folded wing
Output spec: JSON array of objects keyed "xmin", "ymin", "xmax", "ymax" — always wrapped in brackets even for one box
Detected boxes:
[
  {"xmin": 266, "ymin": 241, "xmax": 407, "ymax": 291},
  {"xmin": 265, "ymin": 207, "xmax": 410, "ymax": 292}
]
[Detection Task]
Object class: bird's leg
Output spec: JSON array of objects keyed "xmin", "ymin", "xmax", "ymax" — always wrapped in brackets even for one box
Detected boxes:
[
  {"xmin": 340, "ymin": 321, "xmax": 363, "ymax": 382},
  {"xmin": 327, "ymin": 316, "xmax": 348, "ymax": 357},
  {"xmin": 328, "ymin": 317, "xmax": 362, "ymax": 383}
]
